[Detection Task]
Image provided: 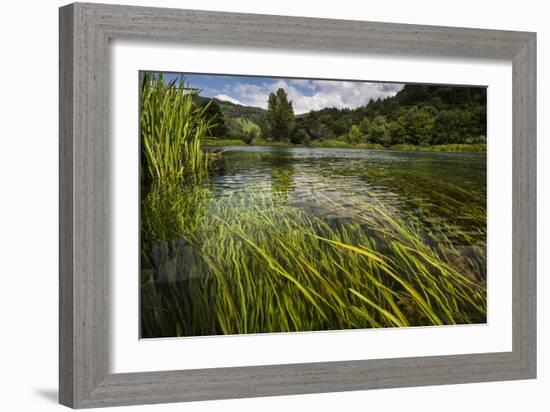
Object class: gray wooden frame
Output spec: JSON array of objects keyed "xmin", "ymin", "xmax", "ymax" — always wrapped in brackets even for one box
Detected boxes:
[{"xmin": 59, "ymin": 2, "xmax": 536, "ymax": 408}]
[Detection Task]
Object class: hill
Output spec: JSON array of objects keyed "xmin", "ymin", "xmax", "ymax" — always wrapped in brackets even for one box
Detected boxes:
[
  {"xmin": 195, "ymin": 95, "xmax": 266, "ymax": 125},
  {"xmin": 197, "ymin": 84, "xmax": 487, "ymax": 147}
]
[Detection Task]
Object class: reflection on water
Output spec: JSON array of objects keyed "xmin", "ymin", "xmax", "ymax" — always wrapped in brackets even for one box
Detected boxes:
[{"xmin": 206, "ymin": 146, "xmax": 486, "ymax": 247}]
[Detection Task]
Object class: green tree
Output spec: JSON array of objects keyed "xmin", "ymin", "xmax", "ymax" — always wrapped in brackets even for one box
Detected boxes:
[
  {"xmin": 226, "ymin": 118, "xmax": 244, "ymax": 140},
  {"xmin": 258, "ymin": 113, "xmax": 271, "ymax": 140},
  {"xmin": 201, "ymin": 100, "xmax": 227, "ymax": 138},
  {"xmin": 308, "ymin": 121, "xmax": 335, "ymax": 140},
  {"xmin": 267, "ymin": 88, "xmax": 296, "ymax": 141},
  {"xmin": 432, "ymin": 109, "xmax": 471, "ymax": 144},
  {"xmin": 294, "ymin": 84, "xmax": 486, "ymax": 147},
  {"xmin": 388, "ymin": 119, "xmax": 406, "ymax": 145},
  {"xmin": 363, "ymin": 115, "xmax": 391, "ymax": 146},
  {"xmin": 333, "ymin": 117, "xmax": 352, "ymax": 136},
  {"xmin": 400, "ymin": 107, "xmax": 435, "ymax": 146},
  {"xmin": 359, "ymin": 118, "xmax": 372, "ymax": 137},
  {"xmin": 291, "ymin": 128, "xmax": 311, "ymax": 145},
  {"xmin": 346, "ymin": 125, "xmax": 363, "ymax": 144},
  {"xmin": 243, "ymin": 127, "xmax": 260, "ymax": 144}
]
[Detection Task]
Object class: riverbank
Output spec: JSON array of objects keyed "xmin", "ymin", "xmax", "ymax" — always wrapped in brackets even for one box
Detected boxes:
[{"xmin": 204, "ymin": 138, "xmax": 486, "ymax": 153}]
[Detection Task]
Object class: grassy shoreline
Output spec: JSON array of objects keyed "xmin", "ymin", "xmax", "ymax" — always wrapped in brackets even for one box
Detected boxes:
[{"xmin": 204, "ymin": 139, "xmax": 486, "ymax": 153}]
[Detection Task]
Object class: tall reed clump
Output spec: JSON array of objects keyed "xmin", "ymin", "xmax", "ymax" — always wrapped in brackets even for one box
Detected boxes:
[{"xmin": 140, "ymin": 72, "xmax": 213, "ymax": 184}]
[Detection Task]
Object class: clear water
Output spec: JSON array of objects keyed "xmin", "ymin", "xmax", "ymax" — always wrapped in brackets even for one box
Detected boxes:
[{"xmin": 205, "ymin": 146, "xmax": 487, "ymax": 247}]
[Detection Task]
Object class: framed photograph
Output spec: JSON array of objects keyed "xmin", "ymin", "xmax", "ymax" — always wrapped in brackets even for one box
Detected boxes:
[{"xmin": 59, "ymin": 2, "xmax": 536, "ymax": 408}]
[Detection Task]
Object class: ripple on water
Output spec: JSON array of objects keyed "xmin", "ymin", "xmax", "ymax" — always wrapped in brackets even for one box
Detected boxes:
[{"xmin": 203, "ymin": 146, "xmax": 486, "ymax": 246}]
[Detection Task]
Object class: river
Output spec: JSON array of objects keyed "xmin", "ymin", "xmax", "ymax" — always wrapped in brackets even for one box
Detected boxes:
[{"xmin": 206, "ymin": 146, "xmax": 486, "ymax": 248}]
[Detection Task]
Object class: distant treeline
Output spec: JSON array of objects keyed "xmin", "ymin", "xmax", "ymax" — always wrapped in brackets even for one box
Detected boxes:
[{"xmin": 198, "ymin": 84, "xmax": 487, "ymax": 147}]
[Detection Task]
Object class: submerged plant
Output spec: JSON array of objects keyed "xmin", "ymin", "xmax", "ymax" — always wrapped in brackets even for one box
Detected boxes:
[{"xmin": 140, "ymin": 184, "xmax": 486, "ymax": 337}]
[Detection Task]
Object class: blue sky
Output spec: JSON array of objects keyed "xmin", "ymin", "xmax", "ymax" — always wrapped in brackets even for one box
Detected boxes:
[{"xmin": 155, "ymin": 72, "xmax": 404, "ymax": 114}]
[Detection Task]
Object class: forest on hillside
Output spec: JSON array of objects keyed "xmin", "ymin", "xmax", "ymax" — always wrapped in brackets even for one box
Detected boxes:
[{"xmin": 198, "ymin": 84, "xmax": 487, "ymax": 149}]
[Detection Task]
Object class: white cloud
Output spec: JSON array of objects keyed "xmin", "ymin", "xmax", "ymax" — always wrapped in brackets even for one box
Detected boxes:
[
  {"xmin": 288, "ymin": 79, "xmax": 319, "ymax": 90},
  {"xmin": 214, "ymin": 94, "xmax": 243, "ymax": 105},
  {"xmin": 226, "ymin": 80, "xmax": 404, "ymax": 114}
]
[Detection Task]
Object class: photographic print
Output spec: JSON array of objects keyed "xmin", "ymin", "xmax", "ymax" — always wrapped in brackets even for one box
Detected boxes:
[{"xmin": 139, "ymin": 72, "xmax": 487, "ymax": 338}]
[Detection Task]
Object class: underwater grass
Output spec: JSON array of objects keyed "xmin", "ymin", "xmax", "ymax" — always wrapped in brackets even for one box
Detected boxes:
[{"xmin": 140, "ymin": 183, "xmax": 487, "ymax": 337}]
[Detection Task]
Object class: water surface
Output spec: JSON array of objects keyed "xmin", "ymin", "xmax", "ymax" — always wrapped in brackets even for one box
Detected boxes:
[{"xmin": 206, "ymin": 146, "xmax": 486, "ymax": 248}]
